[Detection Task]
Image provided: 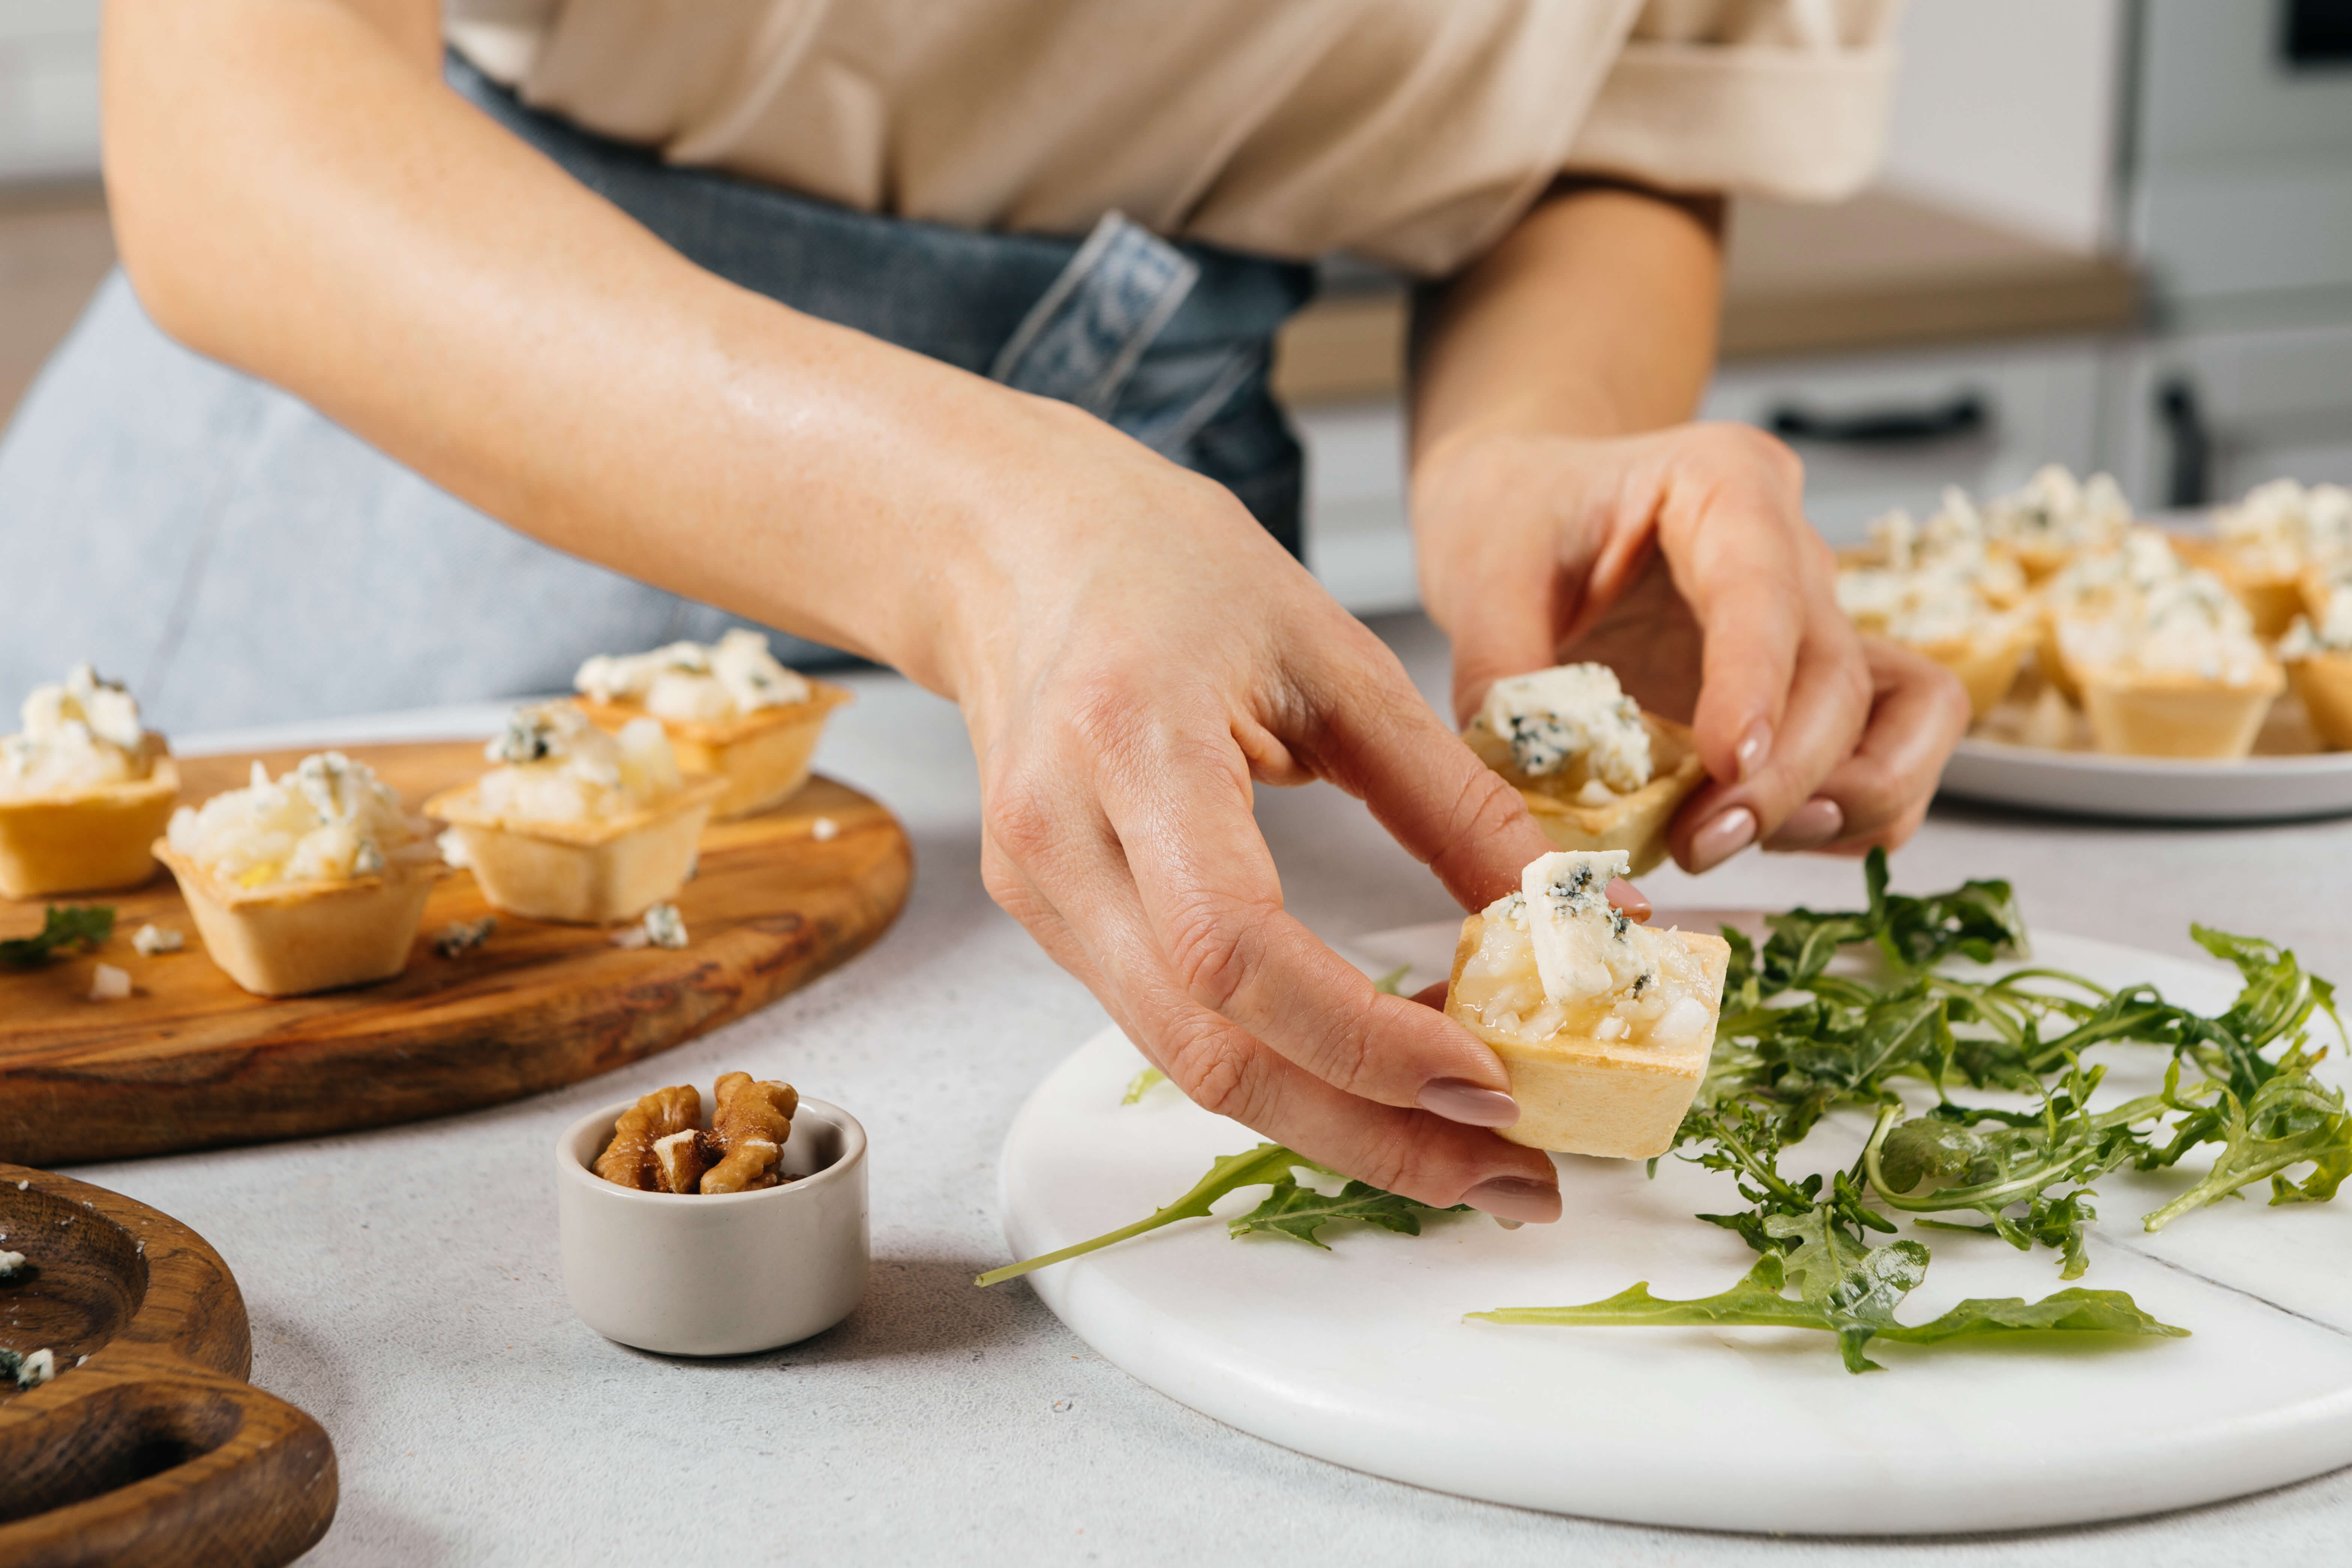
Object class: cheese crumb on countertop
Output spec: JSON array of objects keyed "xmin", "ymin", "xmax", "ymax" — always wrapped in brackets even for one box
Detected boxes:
[
  {"xmin": 0, "ymin": 663, "xmax": 153, "ymax": 799},
  {"xmin": 168, "ymin": 752, "xmax": 432, "ymax": 889},
  {"xmin": 479, "ymin": 704, "xmax": 685, "ymax": 823},
  {"xmin": 575, "ymin": 629, "xmax": 812, "ymax": 722},
  {"xmin": 1478, "ymin": 664, "xmax": 1652, "ymax": 791}
]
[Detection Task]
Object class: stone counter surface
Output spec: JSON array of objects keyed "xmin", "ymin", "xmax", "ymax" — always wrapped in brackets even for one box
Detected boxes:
[{"xmin": 62, "ymin": 615, "xmax": 2352, "ymax": 1565}]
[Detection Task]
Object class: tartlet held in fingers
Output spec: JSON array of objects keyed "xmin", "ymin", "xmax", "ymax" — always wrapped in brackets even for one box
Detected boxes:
[
  {"xmin": 157, "ymin": 751, "xmax": 448, "ymax": 997},
  {"xmin": 574, "ymin": 630, "xmax": 849, "ymax": 821},
  {"xmin": 426, "ymin": 703, "xmax": 725, "ymax": 925},
  {"xmin": 0, "ymin": 664, "xmax": 180, "ymax": 899},
  {"xmin": 1443, "ymin": 849, "xmax": 1729, "ymax": 1159},
  {"xmin": 1463, "ymin": 663, "xmax": 1704, "ymax": 876}
]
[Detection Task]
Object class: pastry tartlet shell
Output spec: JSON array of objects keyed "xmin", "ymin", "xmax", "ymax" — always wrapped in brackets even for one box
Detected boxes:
[
  {"xmin": 155, "ymin": 840, "xmax": 445, "ymax": 997},
  {"xmin": 425, "ymin": 775, "xmax": 726, "ymax": 924},
  {"xmin": 1464, "ymin": 712, "xmax": 1706, "ymax": 877},
  {"xmin": 2289, "ymin": 653, "xmax": 2352, "ymax": 751},
  {"xmin": 1445, "ymin": 915, "xmax": 1730, "ymax": 1159},
  {"xmin": 2173, "ymin": 538, "xmax": 2303, "ymax": 639},
  {"xmin": 0, "ymin": 745, "xmax": 179, "ymax": 900},
  {"xmin": 2073, "ymin": 664, "xmax": 2286, "ymax": 760},
  {"xmin": 575, "ymin": 681, "xmax": 850, "ymax": 822},
  {"xmin": 1912, "ymin": 622, "xmax": 2035, "ymax": 723}
]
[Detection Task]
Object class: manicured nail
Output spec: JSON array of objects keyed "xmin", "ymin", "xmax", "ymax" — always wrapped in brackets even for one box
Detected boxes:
[
  {"xmin": 1493, "ymin": 1216, "xmax": 1525, "ymax": 1231},
  {"xmin": 1735, "ymin": 721, "xmax": 1773, "ymax": 781},
  {"xmin": 1418, "ymin": 1078, "xmax": 1520, "ymax": 1128},
  {"xmin": 1690, "ymin": 806, "xmax": 1758, "ymax": 871},
  {"xmin": 1464, "ymin": 1176, "xmax": 1562, "ymax": 1224},
  {"xmin": 1766, "ymin": 796, "xmax": 1844, "ymax": 852},
  {"xmin": 1606, "ymin": 877, "xmax": 1651, "ymax": 923}
]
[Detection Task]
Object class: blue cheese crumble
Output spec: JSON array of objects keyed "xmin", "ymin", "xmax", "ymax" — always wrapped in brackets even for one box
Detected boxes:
[
  {"xmin": 1478, "ymin": 664, "xmax": 1652, "ymax": 791},
  {"xmin": 575, "ymin": 629, "xmax": 812, "ymax": 723}
]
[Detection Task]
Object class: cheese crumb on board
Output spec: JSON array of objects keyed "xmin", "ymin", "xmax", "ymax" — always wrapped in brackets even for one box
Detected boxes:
[
  {"xmin": 88, "ymin": 963, "xmax": 131, "ymax": 1002},
  {"xmin": 131, "ymin": 924, "xmax": 183, "ymax": 957},
  {"xmin": 0, "ymin": 1248, "xmax": 24, "ymax": 1280},
  {"xmin": 810, "ymin": 816, "xmax": 840, "ymax": 841},
  {"xmin": 2, "ymin": 1347, "xmax": 55, "ymax": 1390}
]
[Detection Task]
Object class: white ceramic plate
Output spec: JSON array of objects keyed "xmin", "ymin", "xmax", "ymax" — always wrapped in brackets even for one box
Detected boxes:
[
  {"xmin": 1938, "ymin": 735, "xmax": 2352, "ymax": 822},
  {"xmin": 998, "ymin": 920, "xmax": 2352, "ymax": 1535}
]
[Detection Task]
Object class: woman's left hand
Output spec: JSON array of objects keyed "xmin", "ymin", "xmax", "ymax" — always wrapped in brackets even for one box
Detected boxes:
[{"xmin": 1412, "ymin": 421, "xmax": 1971, "ymax": 871}]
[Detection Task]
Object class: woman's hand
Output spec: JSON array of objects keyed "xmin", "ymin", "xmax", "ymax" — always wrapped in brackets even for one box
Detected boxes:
[
  {"xmin": 940, "ymin": 397, "xmax": 1582, "ymax": 1222},
  {"xmin": 1413, "ymin": 423, "xmax": 1971, "ymax": 869}
]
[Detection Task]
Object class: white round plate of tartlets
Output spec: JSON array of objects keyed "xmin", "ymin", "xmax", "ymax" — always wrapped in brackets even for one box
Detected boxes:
[{"xmin": 1940, "ymin": 685, "xmax": 2352, "ymax": 822}]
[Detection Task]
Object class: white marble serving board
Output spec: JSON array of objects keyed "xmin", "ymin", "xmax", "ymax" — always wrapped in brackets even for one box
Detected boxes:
[{"xmin": 997, "ymin": 918, "xmax": 2352, "ymax": 1535}]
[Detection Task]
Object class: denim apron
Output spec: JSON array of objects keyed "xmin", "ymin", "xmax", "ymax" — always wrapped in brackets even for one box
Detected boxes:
[{"xmin": 0, "ymin": 56, "xmax": 1316, "ymax": 734}]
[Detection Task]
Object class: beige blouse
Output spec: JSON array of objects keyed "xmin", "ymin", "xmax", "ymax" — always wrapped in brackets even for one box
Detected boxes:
[{"xmin": 448, "ymin": 0, "xmax": 1900, "ymax": 277}]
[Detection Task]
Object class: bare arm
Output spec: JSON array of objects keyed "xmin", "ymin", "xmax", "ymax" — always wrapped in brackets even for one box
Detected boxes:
[
  {"xmin": 1407, "ymin": 183, "xmax": 1968, "ymax": 869},
  {"xmin": 102, "ymin": 0, "xmax": 1576, "ymax": 1221}
]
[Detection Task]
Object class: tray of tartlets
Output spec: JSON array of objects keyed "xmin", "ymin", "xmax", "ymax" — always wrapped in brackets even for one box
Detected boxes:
[
  {"xmin": 0, "ymin": 632, "xmax": 910, "ymax": 1166},
  {"xmin": 1837, "ymin": 468, "xmax": 2352, "ymax": 822}
]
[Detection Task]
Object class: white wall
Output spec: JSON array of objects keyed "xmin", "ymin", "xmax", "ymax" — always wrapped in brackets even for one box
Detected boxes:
[
  {"xmin": 0, "ymin": 0, "xmax": 102, "ymax": 183},
  {"xmin": 1875, "ymin": 0, "xmax": 2127, "ymax": 254}
]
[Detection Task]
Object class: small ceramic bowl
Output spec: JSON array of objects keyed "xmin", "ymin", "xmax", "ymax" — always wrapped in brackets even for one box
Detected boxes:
[{"xmin": 556, "ymin": 1096, "xmax": 868, "ymax": 1355}]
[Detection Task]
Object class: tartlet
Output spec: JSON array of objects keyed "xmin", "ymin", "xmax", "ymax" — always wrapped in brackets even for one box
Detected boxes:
[
  {"xmin": 1979, "ymin": 465, "xmax": 2132, "ymax": 586},
  {"xmin": 574, "ymin": 630, "xmax": 848, "ymax": 821},
  {"xmin": 1443, "ymin": 850, "xmax": 1729, "ymax": 1159},
  {"xmin": 426, "ymin": 704, "xmax": 724, "ymax": 924},
  {"xmin": 2056, "ymin": 581, "xmax": 2285, "ymax": 761},
  {"xmin": 2172, "ymin": 537, "xmax": 2303, "ymax": 640},
  {"xmin": 1462, "ymin": 663, "xmax": 1704, "ymax": 876},
  {"xmin": 2280, "ymin": 566, "xmax": 2352, "ymax": 750},
  {"xmin": 158, "ymin": 752, "xmax": 445, "ymax": 997},
  {"xmin": 0, "ymin": 665, "xmax": 180, "ymax": 899}
]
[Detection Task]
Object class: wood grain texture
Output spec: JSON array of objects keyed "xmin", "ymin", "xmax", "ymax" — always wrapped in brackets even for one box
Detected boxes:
[
  {"xmin": 0, "ymin": 1162, "xmax": 337, "ymax": 1567},
  {"xmin": 0, "ymin": 742, "xmax": 913, "ymax": 1166}
]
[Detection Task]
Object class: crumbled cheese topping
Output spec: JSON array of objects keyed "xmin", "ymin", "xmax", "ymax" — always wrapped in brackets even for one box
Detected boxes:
[
  {"xmin": 2058, "ymin": 568, "xmax": 2270, "ymax": 685},
  {"xmin": 1866, "ymin": 491, "xmax": 2028, "ymax": 602},
  {"xmin": 1836, "ymin": 561, "xmax": 2022, "ymax": 652},
  {"xmin": 131, "ymin": 924, "xmax": 183, "ymax": 957},
  {"xmin": 0, "ymin": 664, "xmax": 152, "ymax": 799},
  {"xmin": 2217, "ymin": 478, "xmax": 2352, "ymax": 574},
  {"xmin": 1449, "ymin": 850, "xmax": 1714, "ymax": 1051},
  {"xmin": 2279, "ymin": 568, "xmax": 2352, "ymax": 661},
  {"xmin": 168, "ymin": 752, "xmax": 431, "ymax": 888},
  {"xmin": 1980, "ymin": 464, "xmax": 2132, "ymax": 553},
  {"xmin": 478, "ymin": 704, "xmax": 684, "ymax": 822},
  {"xmin": 3, "ymin": 1346, "xmax": 55, "ymax": 1390},
  {"xmin": 575, "ymin": 629, "xmax": 812, "ymax": 723},
  {"xmin": 1478, "ymin": 664, "xmax": 1652, "ymax": 791}
]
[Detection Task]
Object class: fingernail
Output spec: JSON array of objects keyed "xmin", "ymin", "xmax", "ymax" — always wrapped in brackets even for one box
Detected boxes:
[
  {"xmin": 1464, "ymin": 1176, "xmax": 1562, "ymax": 1224},
  {"xmin": 1418, "ymin": 1078, "xmax": 1520, "ymax": 1128},
  {"xmin": 1735, "ymin": 721, "xmax": 1773, "ymax": 781},
  {"xmin": 1606, "ymin": 877, "xmax": 1652, "ymax": 923},
  {"xmin": 1493, "ymin": 1216, "xmax": 1525, "ymax": 1231},
  {"xmin": 1690, "ymin": 806, "xmax": 1758, "ymax": 871},
  {"xmin": 1766, "ymin": 796, "xmax": 1844, "ymax": 852}
]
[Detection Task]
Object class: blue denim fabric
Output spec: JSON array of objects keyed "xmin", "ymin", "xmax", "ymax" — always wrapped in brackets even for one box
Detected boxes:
[{"xmin": 0, "ymin": 55, "xmax": 1314, "ymax": 733}]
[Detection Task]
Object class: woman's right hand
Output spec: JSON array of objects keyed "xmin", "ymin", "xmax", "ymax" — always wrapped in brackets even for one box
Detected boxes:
[{"xmin": 934, "ymin": 395, "xmax": 1570, "ymax": 1221}]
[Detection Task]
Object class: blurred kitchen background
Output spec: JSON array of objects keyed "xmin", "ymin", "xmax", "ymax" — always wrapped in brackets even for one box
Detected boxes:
[{"xmin": 3, "ymin": 0, "xmax": 2349, "ymax": 617}]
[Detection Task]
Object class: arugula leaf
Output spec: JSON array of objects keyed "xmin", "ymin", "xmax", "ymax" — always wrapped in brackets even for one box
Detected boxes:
[
  {"xmin": 1470, "ymin": 1240, "xmax": 2185, "ymax": 1374},
  {"xmin": 0, "ymin": 905, "xmax": 114, "ymax": 967},
  {"xmin": 2143, "ymin": 1066, "xmax": 2352, "ymax": 1231},
  {"xmin": 1371, "ymin": 963, "xmax": 1411, "ymax": 996},
  {"xmin": 1228, "ymin": 1177, "xmax": 1462, "ymax": 1248},
  {"xmin": 977, "ymin": 1144, "xmax": 1329, "ymax": 1286},
  {"xmin": 1120, "ymin": 1066, "xmax": 1167, "ymax": 1105}
]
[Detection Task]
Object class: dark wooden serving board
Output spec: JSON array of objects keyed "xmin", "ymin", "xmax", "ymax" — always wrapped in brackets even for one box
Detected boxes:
[
  {"xmin": 0, "ymin": 1162, "xmax": 336, "ymax": 1566},
  {"xmin": 0, "ymin": 742, "xmax": 913, "ymax": 1166}
]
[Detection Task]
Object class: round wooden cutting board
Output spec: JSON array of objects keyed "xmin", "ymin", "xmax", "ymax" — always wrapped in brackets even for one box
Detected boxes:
[
  {"xmin": 0, "ymin": 1162, "xmax": 336, "ymax": 1566},
  {"xmin": 0, "ymin": 741, "xmax": 912, "ymax": 1166}
]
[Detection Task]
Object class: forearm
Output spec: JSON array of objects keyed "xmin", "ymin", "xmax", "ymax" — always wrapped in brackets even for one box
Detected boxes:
[
  {"xmin": 103, "ymin": 0, "xmax": 1082, "ymax": 696},
  {"xmin": 1407, "ymin": 182, "xmax": 1725, "ymax": 466}
]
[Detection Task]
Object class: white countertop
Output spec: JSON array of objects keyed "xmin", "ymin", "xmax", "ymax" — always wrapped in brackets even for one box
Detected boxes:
[{"xmin": 68, "ymin": 613, "xmax": 2352, "ymax": 1565}]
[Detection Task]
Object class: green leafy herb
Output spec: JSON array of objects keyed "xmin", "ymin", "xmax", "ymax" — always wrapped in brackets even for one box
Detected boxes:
[
  {"xmin": 1229, "ymin": 1177, "xmax": 1465, "ymax": 1248},
  {"xmin": 1371, "ymin": 963, "xmax": 1411, "ymax": 996},
  {"xmin": 0, "ymin": 905, "xmax": 114, "ymax": 967},
  {"xmin": 1471, "ymin": 1251, "xmax": 2182, "ymax": 1375},
  {"xmin": 1120, "ymin": 1066, "xmax": 1167, "ymax": 1105}
]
